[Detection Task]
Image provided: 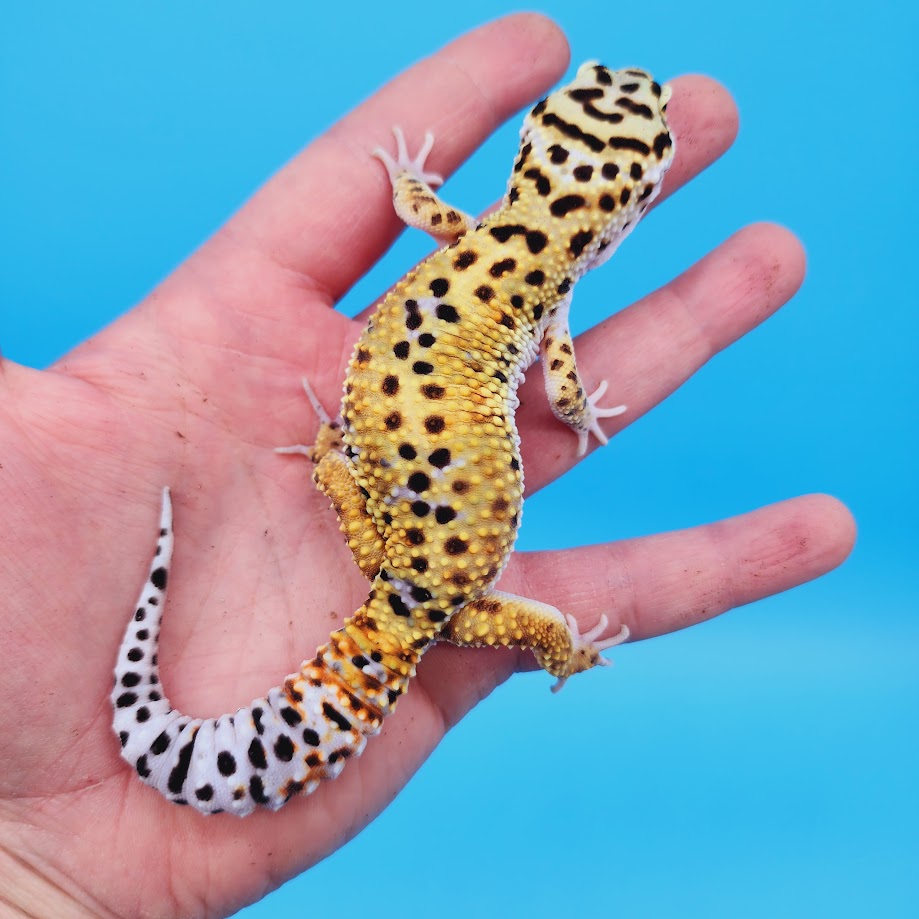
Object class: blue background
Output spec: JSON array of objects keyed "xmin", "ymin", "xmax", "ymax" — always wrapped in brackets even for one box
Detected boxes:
[{"xmin": 2, "ymin": 2, "xmax": 916, "ymax": 916}]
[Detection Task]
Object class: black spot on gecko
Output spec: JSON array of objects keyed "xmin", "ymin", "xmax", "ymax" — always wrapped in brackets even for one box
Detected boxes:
[
  {"xmin": 217, "ymin": 751, "xmax": 237, "ymax": 775},
  {"xmin": 570, "ymin": 230, "xmax": 594, "ymax": 258},
  {"xmin": 599, "ymin": 194, "xmax": 615, "ymax": 211},
  {"xmin": 411, "ymin": 500, "xmax": 430, "ymax": 517},
  {"xmin": 150, "ymin": 567, "xmax": 167, "ymax": 591},
  {"xmin": 121, "ymin": 672, "xmax": 141, "ymax": 687},
  {"xmin": 542, "ymin": 113, "xmax": 605, "ymax": 151},
  {"xmin": 558, "ymin": 278, "xmax": 571, "ymax": 295},
  {"xmin": 281, "ymin": 706, "xmax": 302, "ymax": 727},
  {"xmin": 406, "ymin": 528, "xmax": 425, "ymax": 545},
  {"xmin": 548, "ymin": 144, "xmax": 569, "ymax": 163},
  {"xmin": 523, "ymin": 167, "xmax": 551, "ymax": 196},
  {"xmin": 249, "ymin": 776, "xmax": 270, "ymax": 805},
  {"xmin": 411, "ymin": 557, "xmax": 429, "ymax": 572},
  {"xmin": 550, "ymin": 195, "xmax": 586, "ymax": 217},
  {"xmin": 573, "ymin": 164, "xmax": 594, "ymax": 182},
  {"xmin": 408, "ymin": 472, "xmax": 431, "ymax": 492},
  {"xmin": 248, "ymin": 738, "xmax": 268, "ymax": 769},
  {"xmin": 533, "ymin": 304, "xmax": 544, "ymax": 321},
  {"xmin": 134, "ymin": 608, "xmax": 145, "ymax": 622},
  {"xmin": 569, "ymin": 87, "xmax": 604, "ymax": 102},
  {"xmin": 274, "ymin": 735, "xmax": 295, "ymax": 762},
  {"xmin": 252, "ymin": 707, "xmax": 265, "ymax": 735},
  {"xmin": 474, "ymin": 285, "xmax": 495, "ymax": 302},
  {"xmin": 435, "ymin": 506, "xmax": 457, "ymax": 524},
  {"xmin": 436, "ymin": 303, "xmax": 459, "ymax": 322},
  {"xmin": 430, "ymin": 278, "xmax": 449, "ymax": 297},
  {"xmin": 167, "ymin": 733, "xmax": 197, "ymax": 794},
  {"xmin": 428, "ymin": 447, "xmax": 451, "ymax": 467},
  {"xmin": 382, "ymin": 375, "xmax": 399, "ymax": 395},
  {"xmin": 412, "ymin": 361, "xmax": 434, "ymax": 375},
  {"xmin": 526, "ymin": 230, "xmax": 548, "ymax": 254},
  {"xmin": 630, "ymin": 162, "xmax": 644, "ymax": 180},
  {"xmin": 525, "ymin": 270, "xmax": 545, "ymax": 286},
  {"xmin": 654, "ymin": 132, "xmax": 672, "ymax": 159},
  {"xmin": 428, "ymin": 609, "xmax": 447, "ymax": 622},
  {"xmin": 489, "ymin": 258, "xmax": 516, "ymax": 278},
  {"xmin": 195, "ymin": 784, "xmax": 214, "ymax": 801},
  {"xmin": 385, "ymin": 411, "xmax": 402, "ymax": 430},
  {"xmin": 136, "ymin": 754, "xmax": 151, "ymax": 778},
  {"xmin": 119, "ymin": 730, "xmax": 129, "ymax": 747},
  {"xmin": 418, "ymin": 333, "xmax": 436, "ymax": 347},
  {"xmin": 616, "ymin": 97, "xmax": 653, "ymax": 119},
  {"xmin": 602, "ymin": 163, "xmax": 620, "ymax": 180},
  {"xmin": 136, "ymin": 706, "xmax": 150, "ymax": 723},
  {"xmin": 399, "ymin": 443, "xmax": 417, "ymax": 460},
  {"xmin": 608, "ymin": 136, "xmax": 651, "ymax": 155},
  {"xmin": 116, "ymin": 692, "xmax": 138, "ymax": 708},
  {"xmin": 620, "ymin": 187, "xmax": 631, "ymax": 205},
  {"xmin": 393, "ymin": 341, "xmax": 410, "ymax": 359},
  {"xmin": 356, "ymin": 348, "xmax": 371, "ymax": 364},
  {"xmin": 499, "ymin": 313, "xmax": 515, "ymax": 329},
  {"xmin": 511, "ymin": 295, "xmax": 524, "ymax": 309},
  {"xmin": 302, "ymin": 728, "xmax": 320, "ymax": 746},
  {"xmin": 424, "ymin": 415, "xmax": 445, "ymax": 434},
  {"xmin": 411, "ymin": 585, "xmax": 433, "ymax": 603},
  {"xmin": 152, "ymin": 731, "xmax": 171, "ymax": 755},
  {"xmin": 422, "ymin": 383, "xmax": 445, "ymax": 399},
  {"xmin": 445, "ymin": 537, "xmax": 468, "ymax": 555},
  {"xmin": 454, "ymin": 250, "xmax": 477, "ymax": 269},
  {"xmin": 322, "ymin": 702, "xmax": 353, "ymax": 732},
  {"xmin": 490, "ymin": 224, "xmax": 525, "ymax": 243}
]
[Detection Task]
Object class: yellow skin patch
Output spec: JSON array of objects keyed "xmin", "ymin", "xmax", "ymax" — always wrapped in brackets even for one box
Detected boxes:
[{"xmin": 112, "ymin": 63, "xmax": 674, "ymax": 816}]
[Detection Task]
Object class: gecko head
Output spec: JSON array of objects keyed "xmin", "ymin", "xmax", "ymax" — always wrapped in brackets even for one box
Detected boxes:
[{"xmin": 510, "ymin": 63, "xmax": 676, "ymax": 266}]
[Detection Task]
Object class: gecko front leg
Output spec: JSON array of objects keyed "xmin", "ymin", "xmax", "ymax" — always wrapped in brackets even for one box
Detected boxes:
[
  {"xmin": 541, "ymin": 291, "xmax": 627, "ymax": 456},
  {"xmin": 373, "ymin": 127, "xmax": 477, "ymax": 242}
]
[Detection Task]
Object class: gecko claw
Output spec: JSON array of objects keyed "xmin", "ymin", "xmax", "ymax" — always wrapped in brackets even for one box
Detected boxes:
[
  {"xmin": 551, "ymin": 615, "xmax": 630, "ymax": 691},
  {"xmin": 373, "ymin": 126, "xmax": 443, "ymax": 187},
  {"xmin": 577, "ymin": 381, "xmax": 626, "ymax": 455}
]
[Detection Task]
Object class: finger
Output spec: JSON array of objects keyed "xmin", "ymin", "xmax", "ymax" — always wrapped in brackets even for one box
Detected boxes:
[
  {"xmin": 518, "ymin": 222, "xmax": 807, "ymax": 493},
  {"xmin": 351, "ymin": 72, "xmax": 739, "ymax": 325},
  {"xmin": 214, "ymin": 14, "xmax": 570, "ymax": 303},
  {"xmin": 519, "ymin": 493, "xmax": 856, "ymax": 642},
  {"xmin": 423, "ymin": 494, "xmax": 855, "ymax": 728}
]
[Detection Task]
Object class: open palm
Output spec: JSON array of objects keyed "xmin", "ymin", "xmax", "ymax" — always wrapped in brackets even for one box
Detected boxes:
[{"xmin": 0, "ymin": 15, "xmax": 854, "ymax": 919}]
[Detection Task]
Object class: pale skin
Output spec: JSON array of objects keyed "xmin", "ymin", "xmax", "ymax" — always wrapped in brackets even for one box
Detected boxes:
[{"xmin": 0, "ymin": 14, "xmax": 855, "ymax": 919}]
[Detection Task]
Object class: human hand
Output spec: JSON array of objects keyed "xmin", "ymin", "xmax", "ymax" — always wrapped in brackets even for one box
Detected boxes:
[{"xmin": 0, "ymin": 14, "xmax": 854, "ymax": 918}]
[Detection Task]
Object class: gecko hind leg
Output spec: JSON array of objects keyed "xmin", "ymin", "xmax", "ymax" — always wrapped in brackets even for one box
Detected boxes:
[
  {"xmin": 440, "ymin": 590, "xmax": 629, "ymax": 692},
  {"xmin": 276, "ymin": 378, "xmax": 385, "ymax": 579},
  {"xmin": 373, "ymin": 127, "xmax": 476, "ymax": 243}
]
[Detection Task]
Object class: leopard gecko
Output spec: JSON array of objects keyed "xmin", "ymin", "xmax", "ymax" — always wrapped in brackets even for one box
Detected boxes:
[{"xmin": 112, "ymin": 62, "xmax": 675, "ymax": 815}]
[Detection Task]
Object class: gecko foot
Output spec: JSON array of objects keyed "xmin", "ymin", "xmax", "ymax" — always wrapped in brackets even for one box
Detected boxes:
[
  {"xmin": 275, "ymin": 377, "xmax": 342, "ymax": 463},
  {"xmin": 550, "ymin": 614, "xmax": 630, "ymax": 693},
  {"xmin": 373, "ymin": 127, "xmax": 443, "ymax": 187},
  {"xmin": 577, "ymin": 380, "xmax": 627, "ymax": 456}
]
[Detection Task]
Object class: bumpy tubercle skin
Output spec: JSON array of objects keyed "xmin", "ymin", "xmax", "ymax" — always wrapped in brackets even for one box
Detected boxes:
[{"xmin": 111, "ymin": 63, "xmax": 675, "ymax": 816}]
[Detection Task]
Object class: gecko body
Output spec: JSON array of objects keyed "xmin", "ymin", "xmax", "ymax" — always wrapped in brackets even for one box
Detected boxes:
[{"xmin": 112, "ymin": 63, "xmax": 674, "ymax": 815}]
